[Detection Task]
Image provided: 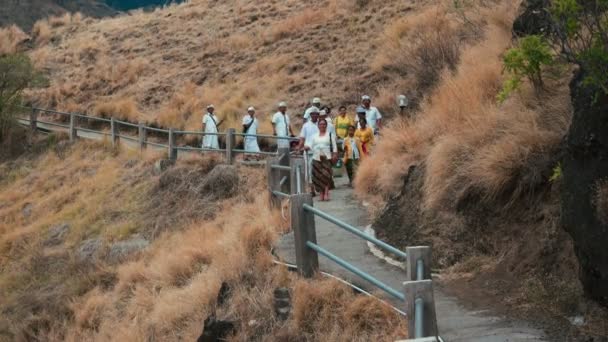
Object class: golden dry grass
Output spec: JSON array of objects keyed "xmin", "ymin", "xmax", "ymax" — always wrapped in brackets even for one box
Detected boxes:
[
  {"xmin": 0, "ymin": 138, "xmax": 406, "ymax": 340},
  {"xmin": 355, "ymin": 0, "xmax": 572, "ymax": 212},
  {"xmin": 0, "ymin": 25, "xmax": 29, "ymax": 55}
]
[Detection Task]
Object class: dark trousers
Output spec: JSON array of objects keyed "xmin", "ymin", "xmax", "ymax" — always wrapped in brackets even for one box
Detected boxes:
[{"xmin": 345, "ymin": 159, "xmax": 359, "ymax": 183}]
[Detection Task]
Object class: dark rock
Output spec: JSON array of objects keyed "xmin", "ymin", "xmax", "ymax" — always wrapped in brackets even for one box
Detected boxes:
[
  {"xmin": 217, "ymin": 282, "xmax": 230, "ymax": 306},
  {"xmin": 197, "ymin": 315, "xmax": 236, "ymax": 342},
  {"xmin": 44, "ymin": 223, "xmax": 70, "ymax": 246},
  {"xmin": 78, "ymin": 239, "xmax": 102, "ymax": 262},
  {"xmin": 513, "ymin": 0, "xmax": 553, "ymax": 37},
  {"xmin": 561, "ymin": 68, "xmax": 608, "ymax": 307},
  {"xmin": 273, "ymin": 287, "xmax": 291, "ymax": 321},
  {"xmin": 200, "ymin": 165, "xmax": 239, "ymax": 199},
  {"xmin": 154, "ymin": 159, "xmax": 175, "ymax": 174},
  {"xmin": 107, "ymin": 237, "xmax": 149, "ymax": 263},
  {"xmin": 22, "ymin": 202, "xmax": 33, "ymax": 219}
]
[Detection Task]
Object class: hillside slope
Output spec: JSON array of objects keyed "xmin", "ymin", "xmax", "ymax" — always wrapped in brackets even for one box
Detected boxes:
[{"xmin": 21, "ymin": 0, "xmax": 430, "ymax": 132}]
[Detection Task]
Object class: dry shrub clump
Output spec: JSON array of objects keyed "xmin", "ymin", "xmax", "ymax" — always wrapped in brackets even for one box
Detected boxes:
[
  {"xmin": 93, "ymin": 97, "xmax": 141, "ymax": 122},
  {"xmin": 32, "ymin": 20, "xmax": 52, "ymax": 46},
  {"xmin": 356, "ymin": 1, "xmax": 571, "ymax": 211},
  {"xmin": 0, "ymin": 25, "xmax": 29, "ymax": 55},
  {"xmin": 291, "ymin": 278, "xmax": 407, "ymax": 340}
]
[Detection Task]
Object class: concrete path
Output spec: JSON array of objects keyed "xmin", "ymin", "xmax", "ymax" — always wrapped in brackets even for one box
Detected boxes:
[{"xmin": 275, "ymin": 176, "xmax": 548, "ymax": 341}]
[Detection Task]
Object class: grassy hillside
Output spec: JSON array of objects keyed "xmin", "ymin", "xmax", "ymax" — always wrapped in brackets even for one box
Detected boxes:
[
  {"xmin": 0, "ymin": 137, "xmax": 406, "ymax": 340},
  {"xmin": 12, "ymin": 0, "xmax": 444, "ymax": 133}
]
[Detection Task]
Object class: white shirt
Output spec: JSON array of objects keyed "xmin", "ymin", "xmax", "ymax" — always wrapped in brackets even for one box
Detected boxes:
[
  {"xmin": 300, "ymin": 120, "xmax": 320, "ymax": 148},
  {"xmin": 203, "ymin": 113, "xmax": 219, "ymax": 133},
  {"xmin": 272, "ymin": 112, "xmax": 290, "ymax": 136},
  {"xmin": 355, "ymin": 106, "xmax": 382, "ymax": 131},
  {"xmin": 306, "ymin": 132, "xmax": 338, "ymax": 161},
  {"xmin": 242, "ymin": 115, "xmax": 258, "ymax": 135}
]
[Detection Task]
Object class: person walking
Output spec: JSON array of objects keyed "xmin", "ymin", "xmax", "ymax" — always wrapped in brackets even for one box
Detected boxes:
[
  {"xmin": 319, "ymin": 109, "xmax": 336, "ymax": 137},
  {"xmin": 343, "ymin": 125, "xmax": 361, "ymax": 187},
  {"xmin": 202, "ymin": 104, "xmax": 223, "ymax": 149},
  {"xmin": 306, "ymin": 119, "xmax": 338, "ymax": 201},
  {"xmin": 354, "ymin": 117, "xmax": 374, "ymax": 157},
  {"xmin": 272, "ymin": 101, "xmax": 294, "ymax": 149},
  {"xmin": 303, "ymin": 97, "xmax": 322, "ymax": 122},
  {"xmin": 355, "ymin": 95, "xmax": 382, "ymax": 134},
  {"xmin": 242, "ymin": 106, "xmax": 260, "ymax": 160},
  {"xmin": 335, "ymin": 105, "xmax": 354, "ymax": 140},
  {"xmin": 298, "ymin": 107, "xmax": 320, "ymax": 194}
]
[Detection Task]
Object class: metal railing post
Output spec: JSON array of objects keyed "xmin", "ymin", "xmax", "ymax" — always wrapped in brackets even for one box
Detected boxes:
[
  {"xmin": 291, "ymin": 193, "xmax": 318, "ymax": 277},
  {"xmin": 138, "ymin": 121, "xmax": 146, "ymax": 151},
  {"xmin": 403, "ymin": 280, "xmax": 438, "ymax": 339},
  {"xmin": 226, "ymin": 128, "xmax": 235, "ymax": 164},
  {"xmin": 266, "ymin": 156, "xmax": 281, "ymax": 208},
  {"xmin": 69, "ymin": 112, "xmax": 77, "ymax": 142},
  {"xmin": 168, "ymin": 128, "xmax": 177, "ymax": 160},
  {"xmin": 290, "ymin": 157, "xmax": 305, "ymax": 195},
  {"xmin": 406, "ymin": 246, "xmax": 432, "ymax": 281},
  {"xmin": 278, "ymin": 147, "xmax": 290, "ymax": 193},
  {"xmin": 110, "ymin": 117, "xmax": 118, "ymax": 147}
]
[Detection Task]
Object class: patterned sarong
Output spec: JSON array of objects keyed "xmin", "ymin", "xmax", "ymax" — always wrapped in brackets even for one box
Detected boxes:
[{"xmin": 312, "ymin": 158, "xmax": 333, "ymax": 193}]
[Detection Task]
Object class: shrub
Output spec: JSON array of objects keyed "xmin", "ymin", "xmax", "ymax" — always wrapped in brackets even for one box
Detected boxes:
[
  {"xmin": 0, "ymin": 54, "xmax": 45, "ymax": 143},
  {"xmin": 550, "ymin": 0, "xmax": 608, "ymax": 93},
  {"xmin": 498, "ymin": 35, "xmax": 553, "ymax": 102}
]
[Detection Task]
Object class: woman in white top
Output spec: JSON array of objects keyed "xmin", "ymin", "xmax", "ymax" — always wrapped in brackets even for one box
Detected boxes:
[
  {"xmin": 305, "ymin": 119, "xmax": 338, "ymax": 201},
  {"xmin": 202, "ymin": 105, "xmax": 223, "ymax": 149},
  {"xmin": 242, "ymin": 107, "xmax": 260, "ymax": 159}
]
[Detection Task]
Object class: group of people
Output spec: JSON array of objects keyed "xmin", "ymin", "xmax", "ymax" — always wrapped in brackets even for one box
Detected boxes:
[{"xmin": 200, "ymin": 95, "xmax": 383, "ymax": 201}]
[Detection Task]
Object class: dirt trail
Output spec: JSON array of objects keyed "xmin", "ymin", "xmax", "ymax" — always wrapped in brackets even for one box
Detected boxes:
[{"xmin": 275, "ymin": 176, "xmax": 548, "ymax": 341}]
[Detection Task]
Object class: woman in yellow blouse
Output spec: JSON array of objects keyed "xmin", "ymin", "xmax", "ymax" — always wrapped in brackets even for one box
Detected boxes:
[{"xmin": 354, "ymin": 118, "xmax": 374, "ymax": 157}]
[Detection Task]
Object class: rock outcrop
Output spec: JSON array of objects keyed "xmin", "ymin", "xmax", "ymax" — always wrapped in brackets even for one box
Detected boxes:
[{"xmin": 561, "ymin": 69, "xmax": 608, "ymax": 306}]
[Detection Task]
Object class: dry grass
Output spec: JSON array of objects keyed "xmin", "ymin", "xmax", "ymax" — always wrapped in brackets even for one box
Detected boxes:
[
  {"xmin": 0, "ymin": 25, "xmax": 29, "ymax": 55},
  {"xmin": 356, "ymin": 0, "xmax": 571, "ymax": 212},
  {"xmin": 32, "ymin": 20, "xmax": 52, "ymax": 46},
  {"xmin": 0, "ymin": 139, "xmax": 404, "ymax": 340},
  {"xmin": 93, "ymin": 97, "xmax": 142, "ymax": 122}
]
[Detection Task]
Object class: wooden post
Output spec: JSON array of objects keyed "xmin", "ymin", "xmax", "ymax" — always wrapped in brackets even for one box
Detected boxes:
[
  {"xmin": 403, "ymin": 280, "xmax": 438, "ymax": 339},
  {"xmin": 278, "ymin": 147, "xmax": 290, "ymax": 193},
  {"xmin": 406, "ymin": 246, "xmax": 432, "ymax": 281},
  {"xmin": 290, "ymin": 157, "xmax": 305, "ymax": 195},
  {"xmin": 69, "ymin": 113, "xmax": 77, "ymax": 142},
  {"xmin": 138, "ymin": 121, "xmax": 146, "ymax": 151},
  {"xmin": 291, "ymin": 193, "xmax": 318, "ymax": 278},
  {"xmin": 168, "ymin": 128, "xmax": 177, "ymax": 160},
  {"xmin": 110, "ymin": 117, "xmax": 118, "ymax": 147},
  {"xmin": 266, "ymin": 156, "xmax": 280, "ymax": 208},
  {"xmin": 29, "ymin": 108, "xmax": 38, "ymax": 144},
  {"xmin": 226, "ymin": 128, "xmax": 235, "ymax": 164}
]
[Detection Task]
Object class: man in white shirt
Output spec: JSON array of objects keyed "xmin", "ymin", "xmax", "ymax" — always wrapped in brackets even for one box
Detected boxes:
[
  {"xmin": 202, "ymin": 104, "xmax": 223, "ymax": 149},
  {"xmin": 303, "ymin": 97, "xmax": 322, "ymax": 122},
  {"xmin": 272, "ymin": 101, "xmax": 294, "ymax": 149},
  {"xmin": 242, "ymin": 106, "xmax": 260, "ymax": 159},
  {"xmin": 355, "ymin": 95, "xmax": 382, "ymax": 133},
  {"xmin": 298, "ymin": 107, "xmax": 320, "ymax": 189}
]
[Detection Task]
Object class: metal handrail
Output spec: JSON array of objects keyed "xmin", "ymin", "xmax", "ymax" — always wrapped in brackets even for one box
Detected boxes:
[
  {"xmin": 415, "ymin": 297, "xmax": 425, "ymax": 338},
  {"xmin": 74, "ymin": 113, "xmax": 111, "ymax": 122},
  {"xmin": 114, "ymin": 119, "xmax": 140, "ymax": 128},
  {"xmin": 174, "ymin": 130, "xmax": 225, "ymax": 136},
  {"xmin": 272, "ymin": 190, "xmax": 290, "ymax": 198},
  {"xmin": 76, "ymin": 127, "xmax": 111, "ymax": 136},
  {"xmin": 146, "ymin": 126, "xmax": 170, "ymax": 134},
  {"xmin": 117, "ymin": 134, "xmax": 139, "ymax": 142},
  {"xmin": 303, "ymin": 203, "xmax": 408, "ymax": 260},
  {"xmin": 234, "ymin": 132, "xmax": 299, "ymax": 141},
  {"xmin": 271, "ymin": 164, "xmax": 291, "ymax": 171},
  {"xmin": 175, "ymin": 146, "xmax": 226, "ymax": 152},
  {"xmin": 306, "ymin": 241, "xmax": 405, "ymax": 301},
  {"xmin": 36, "ymin": 120, "xmax": 70, "ymax": 129},
  {"xmin": 232, "ymin": 149, "xmax": 278, "ymax": 156},
  {"xmin": 145, "ymin": 141, "xmax": 169, "ymax": 148}
]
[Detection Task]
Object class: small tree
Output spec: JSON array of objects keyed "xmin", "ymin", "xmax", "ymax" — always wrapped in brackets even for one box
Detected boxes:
[
  {"xmin": 498, "ymin": 35, "xmax": 554, "ymax": 102},
  {"xmin": 0, "ymin": 53, "xmax": 42, "ymax": 143},
  {"xmin": 551, "ymin": 0, "xmax": 608, "ymax": 93}
]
